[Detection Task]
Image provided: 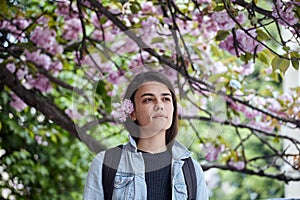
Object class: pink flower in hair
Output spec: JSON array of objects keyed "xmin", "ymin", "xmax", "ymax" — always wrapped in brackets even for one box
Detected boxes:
[{"xmin": 111, "ymin": 99, "xmax": 134, "ymax": 122}]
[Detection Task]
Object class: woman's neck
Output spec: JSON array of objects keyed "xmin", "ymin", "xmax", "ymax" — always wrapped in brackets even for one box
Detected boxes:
[{"xmin": 137, "ymin": 131, "xmax": 167, "ymax": 154}]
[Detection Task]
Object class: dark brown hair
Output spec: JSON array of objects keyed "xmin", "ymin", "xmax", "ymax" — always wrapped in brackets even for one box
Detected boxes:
[{"xmin": 123, "ymin": 71, "xmax": 178, "ymax": 145}]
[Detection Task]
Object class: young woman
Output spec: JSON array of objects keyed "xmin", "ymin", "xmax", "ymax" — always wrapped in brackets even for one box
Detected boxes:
[{"xmin": 84, "ymin": 71, "xmax": 208, "ymax": 200}]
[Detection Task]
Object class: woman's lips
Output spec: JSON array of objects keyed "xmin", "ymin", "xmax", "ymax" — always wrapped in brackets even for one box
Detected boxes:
[{"xmin": 152, "ymin": 114, "xmax": 167, "ymax": 118}]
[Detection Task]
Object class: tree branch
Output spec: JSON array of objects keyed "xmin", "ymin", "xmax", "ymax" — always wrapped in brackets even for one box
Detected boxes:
[
  {"xmin": 0, "ymin": 65, "xmax": 106, "ymax": 153},
  {"xmin": 201, "ymin": 163, "xmax": 300, "ymax": 183}
]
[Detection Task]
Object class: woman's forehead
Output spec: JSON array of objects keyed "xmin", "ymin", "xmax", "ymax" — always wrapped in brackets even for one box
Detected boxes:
[{"xmin": 137, "ymin": 81, "xmax": 170, "ymax": 92}]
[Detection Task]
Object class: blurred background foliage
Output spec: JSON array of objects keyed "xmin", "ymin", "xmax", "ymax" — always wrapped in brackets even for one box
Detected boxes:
[{"xmin": 1, "ymin": 0, "xmax": 299, "ymax": 199}]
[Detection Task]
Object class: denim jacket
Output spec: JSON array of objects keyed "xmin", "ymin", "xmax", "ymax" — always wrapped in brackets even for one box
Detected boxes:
[{"xmin": 84, "ymin": 136, "xmax": 209, "ymax": 200}]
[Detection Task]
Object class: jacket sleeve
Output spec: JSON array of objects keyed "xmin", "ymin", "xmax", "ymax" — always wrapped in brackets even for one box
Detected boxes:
[
  {"xmin": 192, "ymin": 159, "xmax": 209, "ymax": 200},
  {"xmin": 83, "ymin": 152, "xmax": 105, "ymax": 200}
]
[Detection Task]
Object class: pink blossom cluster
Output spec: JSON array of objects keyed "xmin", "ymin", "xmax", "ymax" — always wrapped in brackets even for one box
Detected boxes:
[
  {"xmin": 219, "ymin": 29, "xmax": 264, "ymax": 56},
  {"xmin": 24, "ymin": 49, "xmax": 63, "ymax": 75},
  {"xmin": 200, "ymin": 17, "xmax": 219, "ymax": 38},
  {"xmin": 10, "ymin": 93, "xmax": 27, "ymax": 111},
  {"xmin": 202, "ymin": 143, "xmax": 225, "ymax": 161},
  {"xmin": 272, "ymin": 0, "xmax": 298, "ymax": 26},
  {"xmin": 111, "ymin": 99, "xmax": 134, "ymax": 122},
  {"xmin": 63, "ymin": 18, "xmax": 82, "ymax": 40},
  {"xmin": 228, "ymin": 160, "xmax": 245, "ymax": 170},
  {"xmin": 250, "ymin": 93, "xmax": 298, "ymax": 119},
  {"xmin": 0, "ymin": 18, "xmax": 30, "ymax": 41},
  {"xmin": 24, "ymin": 50, "xmax": 51, "ymax": 70},
  {"xmin": 248, "ymin": 120, "xmax": 275, "ymax": 133},
  {"xmin": 228, "ymin": 98, "xmax": 260, "ymax": 119},
  {"xmin": 54, "ymin": 1, "xmax": 82, "ymax": 41},
  {"xmin": 196, "ymin": 0, "xmax": 211, "ymax": 3},
  {"xmin": 107, "ymin": 69, "xmax": 125, "ymax": 84},
  {"xmin": 35, "ymin": 135, "xmax": 48, "ymax": 146},
  {"xmin": 27, "ymin": 74, "xmax": 52, "ymax": 93},
  {"xmin": 91, "ymin": 21, "xmax": 118, "ymax": 41},
  {"xmin": 56, "ymin": 1, "xmax": 72, "ymax": 17},
  {"xmin": 226, "ymin": 94, "xmax": 297, "ymax": 133},
  {"xmin": 212, "ymin": 11, "xmax": 246, "ymax": 31},
  {"xmin": 232, "ymin": 62, "xmax": 255, "ymax": 76},
  {"xmin": 30, "ymin": 26, "xmax": 63, "ymax": 55},
  {"xmin": 65, "ymin": 107, "xmax": 82, "ymax": 120},
  {"xmin": 128, "ymin": 52, "xmax": 151, "ymax": 72},
  {"xmin": 140, "ymin": 1, "xmax": 159, "ymax": 14},
  {"xmin": 6, "ymin": 62, "xmax": 53, "ymax": 94}
]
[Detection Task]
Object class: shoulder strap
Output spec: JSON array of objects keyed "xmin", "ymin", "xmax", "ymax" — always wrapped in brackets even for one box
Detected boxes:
[
  {"xmin": 102, "ymin": 145, "xmax": 123, "ymax": 200},
  {"xmin": 182, "ymin": 157, "xmax": 197, "ymax": 200}
]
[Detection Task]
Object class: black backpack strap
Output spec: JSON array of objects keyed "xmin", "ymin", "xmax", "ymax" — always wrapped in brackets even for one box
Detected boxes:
[
  {"xmin": 102, "ymin": 145, "xmax": 123, "ymax": 200},
  {"xmin": 182, "ymin": 157, "xmax": 197, "ymax": 200}
]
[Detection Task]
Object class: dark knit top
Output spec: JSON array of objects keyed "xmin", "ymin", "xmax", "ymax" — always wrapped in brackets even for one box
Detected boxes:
[{"xmin": 139, "ymin": 150, "xmax": 172, "ymax": 200}]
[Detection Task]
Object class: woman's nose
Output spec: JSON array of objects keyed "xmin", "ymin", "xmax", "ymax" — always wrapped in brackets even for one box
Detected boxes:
[{"xmin": 154, "ymin": 102, "xmax": 164, "ymax": 111}]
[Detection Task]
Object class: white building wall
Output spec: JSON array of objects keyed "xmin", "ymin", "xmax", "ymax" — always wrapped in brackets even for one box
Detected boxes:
[{"xmin": 283, "ymin": 67, "xmax": 300, "ymax": 198}]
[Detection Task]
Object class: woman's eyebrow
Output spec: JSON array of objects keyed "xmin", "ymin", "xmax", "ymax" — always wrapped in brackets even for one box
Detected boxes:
[
  {"xmin": 140, "ymin": 93, "xmax": 171, "ymax": 97},
  {"xmin": 140, "ymin": 93, "xmax": 154, "ymax": 98}
]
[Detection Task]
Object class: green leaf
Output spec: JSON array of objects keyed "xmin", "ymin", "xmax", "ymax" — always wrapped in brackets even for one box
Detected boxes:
[
  {"xmin": 130, "ymin": 1, "xmax": 141, "ymax": 14},
  {"xmin": 291, "ymin": 58, "xmax": 299, "ymax": 70},
  {"xmin": 282, "ymin": 46, "xmax": 290, "ymax": 52},
  {"xmin": 96, "ymin": 80, "xmax": 112, "ymax": 113},
  {"xmin": 271, "ymin": 56, "xmax": 290, "ymax": 74},
  {"xmin": 51, "ymin": 134, "xmax": 57, "ymax": 143},
  {"xmin": 96, "ymin": 80, "xmax": 106, "ymax": 96},
  {"xmin": 240, "ymin": 52, "xmax": 252, "ymax": 63},
  {"xmin": 213, "ymin": 5, "xmax": 225, "ymax": 12},
  {"xmin": 256, "ymin": 29, "xmax": 271, "ymax": 41},
  {"xmin": 215, "ymin": 30, "xmax": 230, "ymax": 41},
  {"xmin": 257, "ymin": 52, "xmax": 269, "ymax": 66},
  {"xmin": 208, "ymin": 73, "xmax": 224, "ymax": 83},
  {"xmin": 291, "ymin": 52, "xmax": 300, "ymax": 70},
  {"xmin": 151, "ymin": 37, "xmax": 165, "ymax": 44},
  {"xmin": 0, "ymin": 0, "xmax": 9, "ymax": 18}
]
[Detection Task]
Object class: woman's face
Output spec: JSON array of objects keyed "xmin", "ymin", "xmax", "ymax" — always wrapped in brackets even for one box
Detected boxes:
[{"xmin": 131, "ymin": 82, "xmax": 174, "ymax": 137}]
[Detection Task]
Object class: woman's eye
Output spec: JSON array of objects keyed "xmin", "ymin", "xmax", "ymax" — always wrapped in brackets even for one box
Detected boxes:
[
  {"xmin": 143, "ymin": 98, "xmax": 153, "ymax": 103},
  {"xmin": 163, "ymin": 97, "xmax": 171, "ymax": 102}
]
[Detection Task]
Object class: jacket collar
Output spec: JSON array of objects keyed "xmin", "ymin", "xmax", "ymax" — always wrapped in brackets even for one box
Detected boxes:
[{"xmin": 125, "ymin": 134, "xmax": 192, "ymax": 160}]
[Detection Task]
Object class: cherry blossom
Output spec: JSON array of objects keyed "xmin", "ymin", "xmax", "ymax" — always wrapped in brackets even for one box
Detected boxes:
[
  {"xmin": 30, "ymin": 26, "xmax": 63, "ymax": 55},
  {"xmin": 24, "ymin": 50, "xmax": 51, "ymax": 70},
  {"xmin": 107, "ymin": 70, "xmax": 124, "ymax": 84},
  {"xmin": 27, "ymin": 74, "xmax": 52, "ymax": 93},
  {"xmin": 203, "ymin": 143, "xmax": 225, "ymax": 161},
  {"xmin": 65, "ymin": 108, "xmax": 82, "ymax": 120},
  {"xmin": 229, "ymin": 160, "xmax": 245, "ymax": 170},
  {"xmin": 63, "ymin": 18, "xmax": 82, "ymax": 40},
  {"xmin": 6, "ymin": 63, "xmax": 16, "ymax": 73},
  {"xmin": 35, "ymin": 135, "xmax": 48, "ymax": 146},
  {"xmin": 140, "ymin": 1, "xmax": 157, "ymax": 14},
  {"xmin": 16, "ymin": 67, "xmax": 28, "ymax": 80},
  {"xmin": 196, "ymin": 0, "xmax": 211, "ymax": 3},
  {"xmin": 10, "ymin": 93, "xmax": 27, "ymax": 111},
  {"xmin": 212, "ymin": 11, "xmax": 246, "ymax": 31},
  {"xmin": 219, "ymin": 29, "xmax": 264, "ymax": 56},
  {"xmin": 248, "ymin": 120, "xmax": 275, "ymax": 133},
  {"xmin": 233, "ymin": 62, "xmax": 255, "ymax": 76},
  {"xmin": 13, "ymin": 18, "xmax": 30, "ymax": 30},
  {"xmin": 272, "ymin": 0, "xmax": 298, "ymax": 26}
]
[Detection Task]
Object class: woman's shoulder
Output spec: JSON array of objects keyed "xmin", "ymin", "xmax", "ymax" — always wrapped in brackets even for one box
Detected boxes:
[
  {"xmin": 190, "ymin": 157, "xmax": 204, "ymax": 173},
  {"xmin": 91, "ymin": 143, "xmax": 128, "ymax": 164}
]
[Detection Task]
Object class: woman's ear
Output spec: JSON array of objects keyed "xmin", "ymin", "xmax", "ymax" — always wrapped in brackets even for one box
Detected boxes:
[{"xmin": 130, "ymin": 111, "xmax": 136, "ymax": 121}]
